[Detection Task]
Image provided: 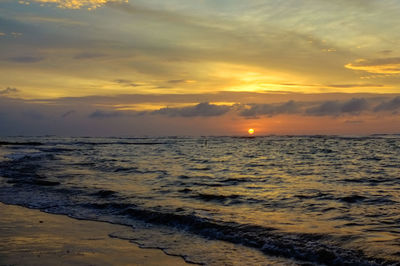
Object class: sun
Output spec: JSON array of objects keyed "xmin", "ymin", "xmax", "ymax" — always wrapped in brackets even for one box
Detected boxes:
[{"xmin": 248, "ymin": 128, "xmax": 255, "ymax": 135}]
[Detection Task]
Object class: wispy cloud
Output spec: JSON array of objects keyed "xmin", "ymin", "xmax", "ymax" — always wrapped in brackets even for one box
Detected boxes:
[
  {"xmin": 239, "ymin": 98, "xmax": 371, "ymax": 117},
  {"xmin": 168, "ymin": 80, "xmax": 187, "ymax": 84},
  {"xmin": 345, "ymin": 58, "xmax": 400, "ymax": 74},
  {"xmin": 61, "ymin": 110, "xmax": 75, "ymax": 118},
  {"xmin": 29, "ymin": 0, "xmax": 127, "ymax": 9},
  {"xmin": 18, "ymin": 16, "xmax": 87, "ymax": 25},
  {"xmin": 114, "ymin": 79, "xmax": 141, "ymax": 87},
  {"xmin": 344, "ymin": 120, "xmax": 364, "ymax": 124},
  {"xmin": 1, "ymin": 94, "xmax": 400, "ymax": 136},
  {"xmin": 74, "ymin": 52, "xmax": 106, "ymax": 60},
  {"xmin": 306, "ymin": 98, "xmax": 369, "ymax": 116},
  {"xmin": 239, "ymin": 101, "xmax": 300, "ymax": 117},
  {"xmin": 0, "ymin": 87, "xmax": 19, "ymax": 95},
  {"xmin": 152, "ymin": 102, "xmax": 231, "ymax": 117},
  {"xmin": 326, "ymin": 84, "xmax": 384, "ymax": 88},
  {"xmin": 86, "ymin": 96, "xmax": 400, "ymax": 118},
  {"xmin": 374, "ymin": 96, "xmax": 400, "ymax": 112},
  {"xmin": 6, "ymin": 56, "xmax": 44, "ymax": 63},
  {"xmin": 89, "ymin": 110, "xmax": 127, "ymax": 119}
]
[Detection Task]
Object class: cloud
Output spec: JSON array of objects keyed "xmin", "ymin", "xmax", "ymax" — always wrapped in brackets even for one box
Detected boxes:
[
  {"xmin": 326, "ymin": 84, "xmax": 384, "ymax": 88},
  {"xmin": 11, "ymin": 32, "xmax": 23, "ymax": 38},
  {"xmin": 114, "ymin": 79, "xmax": 141, "ymax": 87},
  {"xmin": 374, "ymin": 96, "xmax": 400, "ymax": 112},
  {"xmin": 345, "ymin": 58, "xmax": 400, "ymax": 74},
  {"xmin": 19, "ymin": 16, "xmax": 87, "ymax": 26},
  {"xmin": 379, "ymin": 50, "xmax": 393, "ymax": 55},
  {"xmin": 239, "ymin": 100, "xmax": 300, "ymax": 117},
  {"xmin": 306, "ymin": 101, "xmax": 341, "ymax": 116},
  {"xmin": 166, "ymin": 79, "xmax": 196, "ymax": 84},
  {"xmin": 131, "ymin": 96, "xmax": 400, "ymax": 117},
  {"xmin": 61, "ymin": 110, "xmax": 75, "ymax": 118},
  {"xmin": 342, "ymin": 98, "xmax": 369, "ymax": 113},
  {"xmin": 74, "ymin": 52, "xmax": 106, "ymax": 59},
  {"xmin": 6, "ymin": 56, "xmax": 44, "ymax": 63},
  {"xmin": 89, "ymin": 110, "xmax": 127, "ymax": 119},
  {"xmin": 0, "ymin": 87, "xmax": 19, "ymax": 95},
  {"xmin": 38, "ymin": 92, "xmax": 400, "ymax": 117},
  {"xmin": 29, "ymin": 0, "xmax": 127, "ymax": 9},
  {"xmin": 306, "ymin": 98, "xmax": 369, "ymax": 116},
  {"xmin": 239, "ymin": 98, "xmax": 369, "ymax": 117},
  {"xmin": 168, "ymin": 79, "xmax": 187, "ymax": 84},
  {"xmin": 344, "ymin": 120, "xmax": 364, "ymax": 124},
  {"xmin": 2, "ymin": 94, "xmax": 400, "ymax": 136},
  {"xmin": 152, "ymin": 102, "xmax": 231, "ymax": 117},
  {"xmin": 107, "ymin": 1, "xmax": 202, "ymax": 26}
]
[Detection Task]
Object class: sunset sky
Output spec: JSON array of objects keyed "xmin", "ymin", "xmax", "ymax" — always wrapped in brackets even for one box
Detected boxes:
[{"xmin": 1, "ymin": 0, "xmax": 400, "ymax": 136}]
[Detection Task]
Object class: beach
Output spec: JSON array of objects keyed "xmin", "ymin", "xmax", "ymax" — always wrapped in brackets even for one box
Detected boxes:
[{"xmin": 0, "ymin": 202, "xmax": 188, "ymax": 266}]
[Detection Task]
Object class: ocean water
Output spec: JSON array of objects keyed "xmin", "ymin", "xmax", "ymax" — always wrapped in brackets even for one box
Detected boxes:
[{"xmin": 0, "ymin": 136, "xmax": 399, "ymax": 265}]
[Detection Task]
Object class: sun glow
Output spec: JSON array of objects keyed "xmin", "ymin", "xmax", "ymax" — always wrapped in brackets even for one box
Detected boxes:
[{"xmin": 248, "ymin": 128, "xmax": 255, "ymax": 135}]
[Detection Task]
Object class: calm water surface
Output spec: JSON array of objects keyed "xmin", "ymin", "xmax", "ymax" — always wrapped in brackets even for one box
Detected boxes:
[{"xmin": 0, "ymin": 136, "xmax": 399, "ymax": 265}]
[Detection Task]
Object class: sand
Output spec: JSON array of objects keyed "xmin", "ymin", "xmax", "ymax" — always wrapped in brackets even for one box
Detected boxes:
[{"xmin": 0, "ymin": 202, "xmax": 189, "ymax": 266}]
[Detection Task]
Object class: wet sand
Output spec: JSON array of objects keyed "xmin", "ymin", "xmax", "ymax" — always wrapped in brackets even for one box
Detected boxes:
[{"xmin": 0, "ymin": 202, "xmax": 189, "ymax": 266}]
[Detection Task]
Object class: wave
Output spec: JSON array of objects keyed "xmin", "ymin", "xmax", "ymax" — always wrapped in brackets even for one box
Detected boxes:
[
  {"xmin": 6, "ymin": 178, "xmax": 60, "ymax": 186},
  {"xmin": 83, "ymin": 203, "xmax": 384, "ymax": 266},
  {"xmin": 71, "ymin": 141, "xmax": 172, "ymax": 146},
  {"xmin": 0, "ymin": 173, "xmax": 388, "ymax": 265},
  {"xmin": 0, "ymin": 141, "xmax": 43, "ymax": 146},
  {"xmin": 190, "ymin": 193, "xmax": 240, "ymax": 202}
]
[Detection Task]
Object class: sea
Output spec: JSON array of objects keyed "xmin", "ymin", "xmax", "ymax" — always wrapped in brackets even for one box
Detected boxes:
[{"xmin": 0, "ymin": 135, "xmax": 399, "ymax": 265}]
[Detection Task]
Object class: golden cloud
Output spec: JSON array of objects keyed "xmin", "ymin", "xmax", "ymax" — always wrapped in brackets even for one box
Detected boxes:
[
  {"xmin": 30, "ymin": 0, "xmax": 127, "ymax": 9},
  {"xmin": 345, "ymin": 58, "xmax": 400, "ymax": 74}
]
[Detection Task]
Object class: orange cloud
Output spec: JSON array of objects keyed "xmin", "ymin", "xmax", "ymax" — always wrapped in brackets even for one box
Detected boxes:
[
  {"xmin": 345, "ymin": 58, "xmax": 400, "ymax": 74},
  {"xmin": 30, "ymin": 0, "xmax": 127, "ymax": 9}
]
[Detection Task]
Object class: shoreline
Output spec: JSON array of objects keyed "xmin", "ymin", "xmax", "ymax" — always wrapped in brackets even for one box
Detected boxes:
[{"xmin": 0, "ymin": 202, "xmax": 189, "ymax": 266}]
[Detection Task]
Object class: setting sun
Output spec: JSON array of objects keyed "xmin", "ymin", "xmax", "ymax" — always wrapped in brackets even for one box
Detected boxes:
[{"xmin": 248, "ymin": 128, "xmax": 255, "ymax": 135}]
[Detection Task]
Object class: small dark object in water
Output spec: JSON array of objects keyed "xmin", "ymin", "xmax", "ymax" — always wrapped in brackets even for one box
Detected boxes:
[
  {"xmin": 340, "ymin": 195, "xmax": 366, "ymax": 203},
  {"xmin": 33, "ymin": 180, "xmax": 60, "ymax": 186},
  {"xmin": 93, "ymin": 190, "xmax": 116, "ymax": 197}
]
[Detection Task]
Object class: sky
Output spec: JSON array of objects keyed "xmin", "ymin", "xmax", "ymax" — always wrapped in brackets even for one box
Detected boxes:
[{"xmin": 1, "ymin": 0, "xmax": 400, "ymax": 136}]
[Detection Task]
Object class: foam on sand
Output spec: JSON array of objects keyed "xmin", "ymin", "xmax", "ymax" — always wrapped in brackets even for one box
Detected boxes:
[{"xmin": 0, "ymin": 202, "xmax": 189, "ymax": 266}]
